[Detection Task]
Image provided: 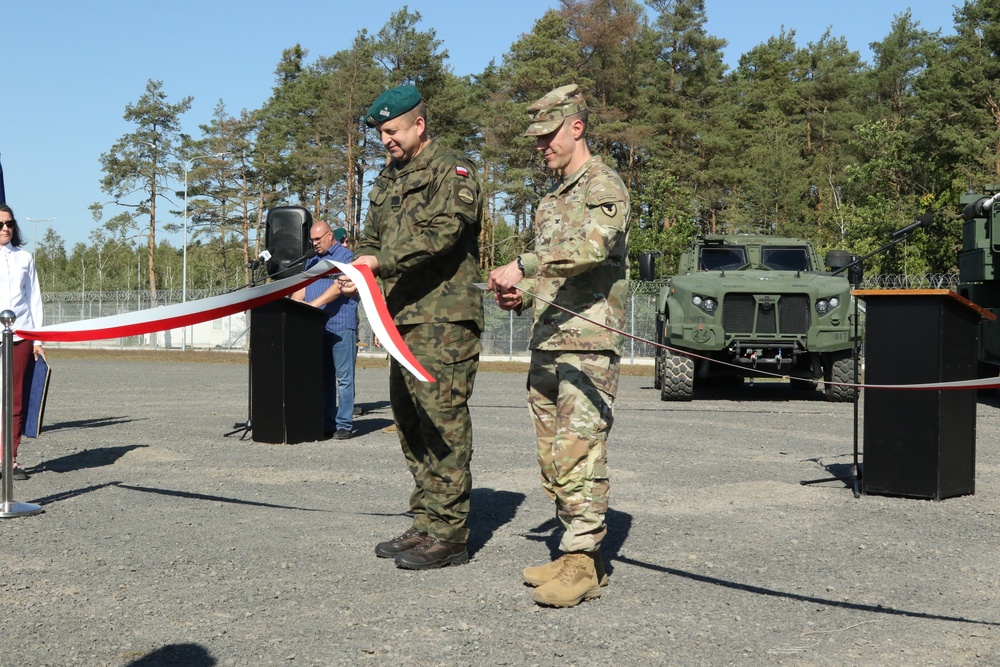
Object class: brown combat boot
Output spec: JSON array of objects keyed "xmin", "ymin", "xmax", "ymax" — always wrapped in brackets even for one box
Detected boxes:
[
  {"xmin": 374, "ymin": 527, "xmax": 426, "ymax": 559},
  {"xmin": 532, "ymin": 552, "xmax": 602, "ymax": 607},
  {"xmin": 394, "ymin": 536, "xmax": 469, "ymax": 570},
  {"xmin": 523, "ymin": 551, "xmax": 609, "ymax": 588}
]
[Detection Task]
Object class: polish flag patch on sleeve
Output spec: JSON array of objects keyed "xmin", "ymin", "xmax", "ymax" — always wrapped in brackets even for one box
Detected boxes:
[{"xmin": 455, "ymin": 165, "xmax": 469, "ymax": 177}]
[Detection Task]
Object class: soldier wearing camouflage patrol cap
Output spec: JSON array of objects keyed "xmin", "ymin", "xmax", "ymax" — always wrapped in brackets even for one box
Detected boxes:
[
  {"xmin": 488, "ymin": 83, "xmax": 630, "ymax": 607},
  {"xmin": 341, "ymin": 84, "xmax": 485, "ymax": 571}
]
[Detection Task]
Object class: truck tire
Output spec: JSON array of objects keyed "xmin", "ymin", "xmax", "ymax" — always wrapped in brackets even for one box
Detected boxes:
[
  {"xmin": 660, "ymin": 348, "xmax": 695, "ymax": 401},
  {"xmin": 652, "ymin": 315, "xmax": 666, "ymax": 390},
  {"xmin": 824, "ymin": 351, "xmax": 856, "ymax": 402}
]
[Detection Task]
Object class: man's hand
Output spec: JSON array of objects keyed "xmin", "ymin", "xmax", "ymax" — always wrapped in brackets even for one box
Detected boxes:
[
  {"xmin": 487, "ymin": 259, "xmax": 523, "ymax": 294},
  {"xmin": 353, "ymin": 255, "xmax": 380, "ymax": 275},
  {"xmin": 340, "ymin": 256, "xmax": 380, "ymax": 297},
  {"xmin": 494, "ymin": 290, "xmax": 522, "ymax": 311}
]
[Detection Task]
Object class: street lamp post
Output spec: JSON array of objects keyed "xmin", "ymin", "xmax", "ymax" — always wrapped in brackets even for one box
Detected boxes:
[
  {"xmin": 183, "ymin": 153, "xmax": 226, "ymax": 352},
  {"xmin": 24, "ymin": 217, "xmax": 54, "ymax": 254}
]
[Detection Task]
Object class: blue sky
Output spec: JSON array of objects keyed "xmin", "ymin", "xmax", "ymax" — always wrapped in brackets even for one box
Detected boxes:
[{"xmin": 1, "ymin": 0, "xmax": 960, "ymax": 251}]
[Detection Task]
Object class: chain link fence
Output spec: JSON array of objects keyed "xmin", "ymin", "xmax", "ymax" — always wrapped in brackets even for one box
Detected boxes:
[{"xmin": 40, "ymin": 274, "xmax": 956, "ymax": 358}]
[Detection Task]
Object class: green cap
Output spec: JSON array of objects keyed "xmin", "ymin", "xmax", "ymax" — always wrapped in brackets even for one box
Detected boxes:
[
  {"xmin": 333, "ymin": 227, "xmax": 347, "ymax": 242},
  {"xmin": 523, "ymin": 84, "xmax": 588, "ymax": 137},
  {"xmin": 365, "ymin": 85, "xmax": 422, "ymax": 127}
]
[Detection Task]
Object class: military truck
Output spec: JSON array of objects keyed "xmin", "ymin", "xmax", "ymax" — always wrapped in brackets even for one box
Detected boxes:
[
  {"xmin": 638, "ymin": 235, "xmax": 857, "ymax": 401},
  {"xmin": 957, "ymin": 187, "xmax": 1000, "ymax": 375}
]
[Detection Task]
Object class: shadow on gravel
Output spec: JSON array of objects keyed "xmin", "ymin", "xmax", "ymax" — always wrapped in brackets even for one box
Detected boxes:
[
  {"xmin": 112, "ymin": 482, "xmax": 329, "ymax": 512},
  {"xmin": 125, "ymin": 642, "xmax": 216, "ymax": 666},
  {"xmin": 616, "ymin": 556, "xmax": 1000, "ymax": 627},
  {"xmin": 31, "ymin": 444, "xmax": 146, "ymax": 474},
  {"xmin": 523, "ymin": 508, "xmax": 634, "ymax": 580},
  {"xmin": 353, "ymin": 417, "xmax": 395, "ymax": 436},
  {"xmin": 468, "ymin": 488, "xmax": 526, "ymax": 556},
  {"xmin": 352, "ymin": 400, "xmax": 396, "ymax": 436},
  {"xmin": 799, "ymin": 459, "xmax": 855, "ymax": 487},
  {"xmin": 42, "ymin": 415, "xmax": 141, "ymax": 433},
  {"xmin": 30, "ymin": 481, "xmax": 120, "ymax": 506}
]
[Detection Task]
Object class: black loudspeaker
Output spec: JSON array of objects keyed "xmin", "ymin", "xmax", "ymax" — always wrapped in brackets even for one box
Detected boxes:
[{"xmin": 265, "ymin": 206, "xmax": 314, "ymax": 278}]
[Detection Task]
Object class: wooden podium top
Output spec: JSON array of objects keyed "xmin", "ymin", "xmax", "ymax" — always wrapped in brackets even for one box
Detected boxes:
[{"xmin": 852, "ymin": 289, "xmax": 997, "ymax": 321}]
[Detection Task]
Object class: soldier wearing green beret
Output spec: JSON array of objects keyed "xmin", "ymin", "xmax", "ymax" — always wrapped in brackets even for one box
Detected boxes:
[
  {"xmin": 488, "ymin": 83, "xmax": 630, "ymax": 607},
  {"xmin": 342, "ymin": 84, "xmax": 484, "ymax": 570}
]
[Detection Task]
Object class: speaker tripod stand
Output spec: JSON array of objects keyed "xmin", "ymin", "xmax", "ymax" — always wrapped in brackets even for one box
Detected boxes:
[{"xmin": 224, "ymin": 259, "xmax": 266, "ymax": 440}]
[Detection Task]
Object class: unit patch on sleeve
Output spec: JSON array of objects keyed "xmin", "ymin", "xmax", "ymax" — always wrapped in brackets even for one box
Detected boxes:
[{"xmin": 455, "ymin": 166, "xmax": 469, "ymax": 178}]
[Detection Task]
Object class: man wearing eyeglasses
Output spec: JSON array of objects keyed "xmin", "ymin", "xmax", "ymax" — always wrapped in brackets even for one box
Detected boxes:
[{"xmin": 292, "ymin": 220, "xmax": 357, "ymax": 440}]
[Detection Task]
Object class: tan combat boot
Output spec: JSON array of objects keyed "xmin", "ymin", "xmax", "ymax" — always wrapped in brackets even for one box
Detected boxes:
[
  {"xmin": 532, "ymin": 552, "xmax": 602, "ymax": 607},
  {"xmin": 523, "ymin": 552, "xmax": 609, "ymax": 587}
]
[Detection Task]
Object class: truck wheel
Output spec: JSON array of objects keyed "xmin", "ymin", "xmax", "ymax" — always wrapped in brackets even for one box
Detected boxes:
[
  {"xmin": 660, "ymin": 348, "xmax": 695, "ymax": 401},
  {"xmin": 653, "ymin": 316, "xmax": 667, "ymax": 390},
  {"xmin": 824, "ymin": 351, "xmax": 856, "ymax": 402}
]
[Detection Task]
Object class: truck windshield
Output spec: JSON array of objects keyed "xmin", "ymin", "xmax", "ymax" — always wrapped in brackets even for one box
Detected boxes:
[
  {"xmin": 699, "ymin": 246, "xmax": 748, "ymax": 271},
  {"xmin": 760, "ymin": 247, "xmax": 812, "ymax": 271}
]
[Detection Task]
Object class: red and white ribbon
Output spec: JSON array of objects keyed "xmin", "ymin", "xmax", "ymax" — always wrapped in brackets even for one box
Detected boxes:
[
  {"xmin": 15, "ymin": 259, "xmax": 435, "ymax": 382},
  {"xmin": 334, "ymin": 261, "xmax": 434, "ymax": 382}
]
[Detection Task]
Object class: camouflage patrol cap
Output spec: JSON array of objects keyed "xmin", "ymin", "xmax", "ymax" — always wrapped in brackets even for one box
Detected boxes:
[
  {"xmin": 365, "ymin": 85, "xmax": 422, "ymax": 128},
  {"xmin": 523, "ymin": 84, "xmax": 588, "ymax": 137}
]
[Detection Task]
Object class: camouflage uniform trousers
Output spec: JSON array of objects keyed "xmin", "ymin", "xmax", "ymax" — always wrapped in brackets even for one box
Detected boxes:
[
  {"xmin": 389, "ymin": 321, "xmax": 481, "ymax": 545},
  {"xmin": 527, "ymin": 349, "xmax": 620, "ymax": 553}
]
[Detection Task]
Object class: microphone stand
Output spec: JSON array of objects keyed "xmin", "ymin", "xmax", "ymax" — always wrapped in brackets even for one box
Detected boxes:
[
  {"xmin": 801, "ymin": 222, "xmax": 928, "ymax": 497},
  {"xmin": 224, "ymin": 260, "xmax": 265, "ymax": 440}
]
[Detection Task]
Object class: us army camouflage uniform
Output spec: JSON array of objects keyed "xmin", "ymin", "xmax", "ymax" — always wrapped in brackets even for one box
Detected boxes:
[
  {"xmin": 355, "ymin": 139, "xmax": 484, "ymax": 545},
  {"xmin": 519, "ymin": 155, "xmax": 630, "ymax": 553}
]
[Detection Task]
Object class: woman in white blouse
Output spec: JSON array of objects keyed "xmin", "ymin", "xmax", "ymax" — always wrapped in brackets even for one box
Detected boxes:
[{"xmin": 0, "ymin": 204, "xmax": 44, "ymax": 480}]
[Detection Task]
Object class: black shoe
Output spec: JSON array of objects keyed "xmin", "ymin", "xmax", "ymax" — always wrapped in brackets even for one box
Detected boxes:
[
  {"xmin": 11, "ymin": 465, "xmax": 28, "ymax": 481},
  {"xmin": 332, "ymin": 429, "xmax": 353, "ymax": 440},
  {"xmin": 394, "ymin": 537, "xmax": 469, "ymax": 570},
  {"xmin": 375, "ymin": 527, "xmax": 427, "ymax": 559}
]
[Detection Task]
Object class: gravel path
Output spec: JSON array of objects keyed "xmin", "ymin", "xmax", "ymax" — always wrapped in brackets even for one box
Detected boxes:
[{"xmin": 0, "ymin": 356, "xmax": 998, "ymax": 666}]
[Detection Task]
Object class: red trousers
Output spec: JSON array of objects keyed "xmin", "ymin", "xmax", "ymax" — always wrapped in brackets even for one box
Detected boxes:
[{"xmin": 10, "ymin": 340, "xmax": 33, "ymax": 458}]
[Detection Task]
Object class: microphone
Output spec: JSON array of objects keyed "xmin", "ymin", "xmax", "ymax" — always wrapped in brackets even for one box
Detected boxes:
[
  {"xmin": 890, "ymin": 213, "xmax": 935, "ymax": 239},
  {"xmin": 962, "ymin": 193, "xmax": 1000, "ymax": 221},
  {"xmin": 247, "ymin": 249, "xmax": 273, "ymax": 271}
]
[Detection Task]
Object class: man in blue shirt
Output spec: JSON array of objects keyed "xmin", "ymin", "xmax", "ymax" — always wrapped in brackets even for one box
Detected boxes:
[{"xmin": 292, "ymin": 220, "xmax": 358, "ymax": 439}]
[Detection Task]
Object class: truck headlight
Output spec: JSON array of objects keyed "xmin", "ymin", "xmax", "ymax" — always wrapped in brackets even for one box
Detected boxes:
[
  {"xmin": 692, "ymin": 295, "xmax": 717, "ymax": 314},
  {"xmin": 815, "ymin": 296, "xmax": 840, "ymax": 314}
]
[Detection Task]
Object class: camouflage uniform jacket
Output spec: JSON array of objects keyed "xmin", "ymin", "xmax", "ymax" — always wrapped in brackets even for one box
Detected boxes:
[
  {"xmin": 519, "ymin": 155, "xmax": 630, "ymax": 353},
  {"xmin": 355, "ymin": 140, "xmax": 485, "ymax": 331}
]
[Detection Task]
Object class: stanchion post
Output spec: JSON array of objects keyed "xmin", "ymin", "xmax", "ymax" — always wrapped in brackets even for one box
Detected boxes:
[{"xmin": 0, "ymin": 310, "xmax": 42, "ymax": 518}]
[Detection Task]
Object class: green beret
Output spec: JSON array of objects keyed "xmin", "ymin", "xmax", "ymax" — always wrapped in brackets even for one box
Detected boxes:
[
  {"xmin": 524, "ymin": 84, "xmax": 588, "ymax": 137},
  {"xmin": 365, "ymin": 85, "xmax": 422, "ymax": 127},
  {"xmin": 333, "ymin": 227, "xmax": 347, "ymax": 242}
]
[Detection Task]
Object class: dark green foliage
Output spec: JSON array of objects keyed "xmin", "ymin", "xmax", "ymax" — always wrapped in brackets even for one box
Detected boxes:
[{"xmin": 74, "ymin": 0, "xmax": 1000, "ymax": 295}]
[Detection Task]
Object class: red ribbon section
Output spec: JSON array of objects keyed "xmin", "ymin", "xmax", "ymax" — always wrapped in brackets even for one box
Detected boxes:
[{"xmin": 15, "ymin": 260, "xmax": 435, "ymax": 382}]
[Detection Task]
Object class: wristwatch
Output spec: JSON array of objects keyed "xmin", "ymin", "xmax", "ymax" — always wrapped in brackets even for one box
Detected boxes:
[{"xmin": 516, "ymin": 255, "xmax": 525, "ymax": 275}]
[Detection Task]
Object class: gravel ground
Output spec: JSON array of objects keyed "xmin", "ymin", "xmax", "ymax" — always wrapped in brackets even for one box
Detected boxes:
[{"xmin": 0, "ymin": 355, "xmax": 998, "ymax": 666}]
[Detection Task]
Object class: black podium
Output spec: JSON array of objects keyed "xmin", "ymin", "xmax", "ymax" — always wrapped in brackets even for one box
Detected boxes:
[
  {"xmin": 856, "ymin": 289, "xmax": 994, "ymax": 499},
  {"xmin": 250, "ymin": 298, "xmax": 326, "ymax": 444}
]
